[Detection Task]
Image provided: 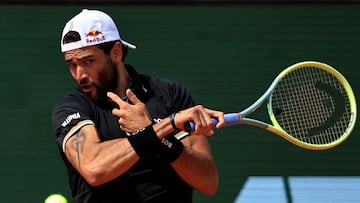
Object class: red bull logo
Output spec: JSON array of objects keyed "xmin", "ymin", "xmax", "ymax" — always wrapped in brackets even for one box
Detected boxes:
[{"xmin": 85, "ymin": 29, "xmax": 105, "ymax": 44}]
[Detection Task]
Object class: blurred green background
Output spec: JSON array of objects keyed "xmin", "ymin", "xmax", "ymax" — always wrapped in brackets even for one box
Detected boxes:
[{"xmin": 0, "ymin": 3, "xmax": 359, "ymax": 202}]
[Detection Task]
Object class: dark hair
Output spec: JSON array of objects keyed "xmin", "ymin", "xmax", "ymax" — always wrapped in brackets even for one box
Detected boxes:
[
  {"xmin": 62, "ymin": 31, "xmax": 81, "ymax": 44},
  {"xmin": 62, "ymin": 31, "xmax": 128, "ymax": 61}
]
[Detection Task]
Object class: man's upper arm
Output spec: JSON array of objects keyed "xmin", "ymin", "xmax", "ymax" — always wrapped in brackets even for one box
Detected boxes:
[
  {"xmin": 64, "ymin": 122, "xmax": 99, "ymax": 169},
  {"xmin": 52, "ymin": 91, "xmax": 94, "ymax": 153},
  {"xmin": 62, "ymin": 120, "xmax": 95, "ymax": 152}
]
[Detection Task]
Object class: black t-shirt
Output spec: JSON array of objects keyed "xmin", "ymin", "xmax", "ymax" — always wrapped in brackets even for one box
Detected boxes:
[{"xmin": 52, "ymin": 65, "xmax": 195, "ymax": 203}]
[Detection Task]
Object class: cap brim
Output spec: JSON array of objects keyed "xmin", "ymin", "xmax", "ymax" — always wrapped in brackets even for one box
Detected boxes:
[{"xmin": 121, "ymin": 40, "xmax": 136, "ymax": 49}]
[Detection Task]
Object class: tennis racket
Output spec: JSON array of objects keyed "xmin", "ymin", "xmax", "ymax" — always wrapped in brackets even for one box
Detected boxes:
[{"xmin": 178, "ymin": 61, "xmax": 357, "ymax": 150}]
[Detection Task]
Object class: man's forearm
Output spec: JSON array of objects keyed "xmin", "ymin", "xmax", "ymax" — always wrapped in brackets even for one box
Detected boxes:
[{"xmin": 171, "ymin": 137, "xmax": 219, "ymax": 196}]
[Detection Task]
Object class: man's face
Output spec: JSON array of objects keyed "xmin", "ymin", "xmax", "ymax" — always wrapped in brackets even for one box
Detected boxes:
[{"xmin": 64, "ymin": 45, "xmax": 118, "ymax": 101}]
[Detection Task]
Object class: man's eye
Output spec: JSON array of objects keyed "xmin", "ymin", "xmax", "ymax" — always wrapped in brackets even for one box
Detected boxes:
[
  {"xmin": 85, "ymin": 60, "xmax": 94, "ymax": 64},
  {"xmin": 69, "ymin": 64, "xmax": 77, "ymax": 69}
]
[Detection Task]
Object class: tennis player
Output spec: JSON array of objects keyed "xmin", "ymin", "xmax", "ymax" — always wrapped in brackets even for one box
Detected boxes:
[{"xmin": 52, "ymin": 9, "xmax": 225, "ymax": 203}]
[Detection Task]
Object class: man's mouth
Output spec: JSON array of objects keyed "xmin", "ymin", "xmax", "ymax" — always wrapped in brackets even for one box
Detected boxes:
[{"xmin": 80, "ymin": 84, "xmax": 93, "ymax": 93}]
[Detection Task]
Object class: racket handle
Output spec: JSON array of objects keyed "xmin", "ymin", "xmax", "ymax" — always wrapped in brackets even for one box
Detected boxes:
[{"xmin": 184, "ymin": 113, "xmax": 241, "ymax": 133}]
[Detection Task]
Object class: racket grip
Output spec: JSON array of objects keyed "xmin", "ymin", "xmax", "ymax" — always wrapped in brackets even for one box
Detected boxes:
[{"xmin": 184, "ymin": 113, "xmax": 241, "ymax": 133}]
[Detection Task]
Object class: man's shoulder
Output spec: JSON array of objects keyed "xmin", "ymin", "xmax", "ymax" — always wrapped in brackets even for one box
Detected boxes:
[
  {"xmin": 57, "ymin": 89, "xmax": 89, "ymax": 103},
  {"xmin": 53, "ymin": 89, "xmax": 93, "ymax": 111}
]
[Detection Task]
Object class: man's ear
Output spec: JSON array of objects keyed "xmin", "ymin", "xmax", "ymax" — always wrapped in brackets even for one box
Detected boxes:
[{"xmin": 110, "ymin": 41, "xmax": 123, "ymax": 63}]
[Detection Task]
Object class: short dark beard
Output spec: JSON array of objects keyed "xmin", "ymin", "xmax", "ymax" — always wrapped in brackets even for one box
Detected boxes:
[{"xmin": 94, "ymin": 60, "xmax": 119, "ymax": 107}]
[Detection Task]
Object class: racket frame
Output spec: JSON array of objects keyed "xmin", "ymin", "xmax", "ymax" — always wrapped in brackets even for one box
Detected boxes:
[
  {"xmin": 179, "ymin": 61, "xmax": 357, "ymax": 150},
  {"xmin": 261, "ymin": 61, "xmax": 357, "ymax": 150}
]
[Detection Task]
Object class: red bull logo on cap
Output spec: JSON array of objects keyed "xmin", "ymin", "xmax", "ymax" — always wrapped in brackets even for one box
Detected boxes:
[{"xmin": 85, "ymin": 29, "xmax": 105, "ymax": 44}]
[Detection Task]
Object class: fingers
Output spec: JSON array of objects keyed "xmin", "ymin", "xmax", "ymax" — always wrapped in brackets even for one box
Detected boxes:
[
  {"xmin": 107, "ymin": 92, "xmax": 126, "ymax": 106},
  {"xmin": 192, "ymin": 106, "xmax": 214, "ymax": 135},
  {"xmin": 107, "ymin": 91, "xmax": 129, "ymax": 123},
  {"xmin": 176, "ymin": 105, "xmax": 224, "ymax": 136},
  {"xmin": 107, "ymin": 89, "xmax": 140, "ymax": 105},
  {"xmin": 204, "ymin": 108, "xmax": 225, "ymax": 129},
  {"xmin": 126, "ymin": 89, "xmax": 141, "ymax": 105},
  {"xmin": 107, "ymin": 90, "xmax": 152, "ymax": 134},
  {"xmin": 177, "ymin": 105, "xmax": 215, "ymax": 136}
]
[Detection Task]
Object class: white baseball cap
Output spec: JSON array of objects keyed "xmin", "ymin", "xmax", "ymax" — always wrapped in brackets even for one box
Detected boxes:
[{"xmin": 61, "ymin": 9, "xmax": 136, "ymax": 52}]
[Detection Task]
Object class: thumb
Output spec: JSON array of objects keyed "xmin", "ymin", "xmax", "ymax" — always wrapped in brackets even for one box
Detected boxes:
[{"xmin": 126, "ymin": 89, "xmax": 141, "ymax": 104}]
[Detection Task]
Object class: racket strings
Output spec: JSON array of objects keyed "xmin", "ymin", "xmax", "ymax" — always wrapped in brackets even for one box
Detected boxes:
[{"xmin": 271, "ymin": 66, "xmax": 352, "ymax": 145}]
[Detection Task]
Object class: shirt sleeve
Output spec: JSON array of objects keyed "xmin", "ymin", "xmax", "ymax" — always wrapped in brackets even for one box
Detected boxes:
[{"xmin": 51, "ymin": 90, "xmax": 95, "ymax": 152}]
